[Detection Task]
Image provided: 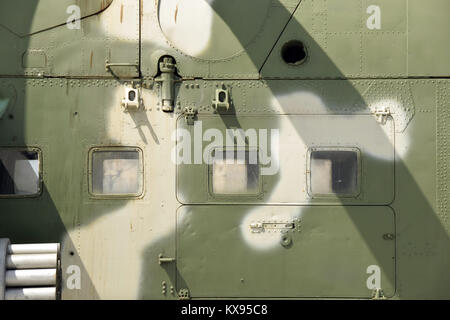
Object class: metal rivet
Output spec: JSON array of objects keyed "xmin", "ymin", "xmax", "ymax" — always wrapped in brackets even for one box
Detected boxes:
[{"xmin": 383, "ymin": 233, "xmax": 395, "ymax": 240}]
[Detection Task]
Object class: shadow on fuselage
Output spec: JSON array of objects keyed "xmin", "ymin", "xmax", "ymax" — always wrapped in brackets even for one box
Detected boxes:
[
  {"xmin": 139, "ymin": 0, "xmax": 450, "ymax": 299},
  {"xmin": 0, "ymin": 2, "xmax": 100, "ymax": 299}
]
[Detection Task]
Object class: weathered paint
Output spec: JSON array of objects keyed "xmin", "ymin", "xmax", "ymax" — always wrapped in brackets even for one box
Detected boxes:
[{"xmin": 0, "ymin": 0, "xmax": 449, "ymax": 300}]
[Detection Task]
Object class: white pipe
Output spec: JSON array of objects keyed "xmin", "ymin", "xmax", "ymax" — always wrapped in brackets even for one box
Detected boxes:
[
  {"xmin": 6, "ymin": 254, "xmax": 57, "ymax": 269},
  {"xmin": 7, "ymin": 243, "xmax": 59, "ymax": 254},
  {"xmin": 5, "ymin": 269, "xmax": 56, "ymax": 287},
  {"xmin": 5, "ymin": 287, "xmax": 56, "ymax": 300}
]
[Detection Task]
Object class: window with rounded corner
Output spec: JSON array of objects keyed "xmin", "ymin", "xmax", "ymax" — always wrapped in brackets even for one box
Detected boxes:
[
  {"xmin": 0, "ymin": 148, "xmax": 42, "ymax": 198},
  {"xmin": 88, "ymin": 147, "xmax": 143, "ymax": 198},
  {"xmin": 208, "ymin": 148, "xmax": 261, "ymax": 197},
  {"xmin": 307, "ymin": 147, "xmax": 360, "ymax": 198}
]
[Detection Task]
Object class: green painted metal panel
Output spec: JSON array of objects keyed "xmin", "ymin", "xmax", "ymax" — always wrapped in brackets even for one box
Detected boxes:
[
  {"xmin": 0, "ymin": 0, "xmax": 113, "ymax": 36},
  {"xmin": 0, "ymin": 0, "xmax": 139, "ymax": 78},
  {"xmin": 407, "ymin": 0, "xmax": 450, "ymax": 76},
  {"xmin": 141, "ymin": 0, "xmax": 301, "ymax": 78},
  {"xmin": 176, "ymin": 114, "xmax": 394, "ymax": 205},
  {"xmin": 0, "ymin": 0, "xmax": 448, "ymax": 299},
  {"xmin": 261, "ymin": 0, "xmax": 449, "ymax": 78},
  {"xmin": 176, "ymin": 205, "xmax": 396, "ymax": 298}
]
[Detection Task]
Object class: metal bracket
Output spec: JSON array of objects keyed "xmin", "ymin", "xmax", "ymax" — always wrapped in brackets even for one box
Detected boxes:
[
  {"xmin": 250, "ymin": 220, "xmax": 300, "ymax": 233},
  {"xmin": 158, "ymin": 253, "xmax": 175, "ymax": 265},
  {"xmin": 121, "ymin": 85, "xmax": 142, "ymax": 112},
  {"xmin": 105, "ymin": 61, "xmax": 139, "ymax": 78},
  {"xmin": 183, "ymin": 107, "xmax": 197, "ymax": 125},
  {"xmin": 371, "ymin": 288, "xmax": 387, "ymax": 300},
  {"xmin": 374, "ymin": 107, "xmax": 391, "ymax": 124},
  {"xmin": 155, "ymin": 57, "xmax": 177, "ymax": 112},
  {"xmin": 212, "ymin": 87, "xmax": 230, "ymax": 112},
  {"xmin": 178, "ymin": 288, "xmax": 190, "ymax": 300}
]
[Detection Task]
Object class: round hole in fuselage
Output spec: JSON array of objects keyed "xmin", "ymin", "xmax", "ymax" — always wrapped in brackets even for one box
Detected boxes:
[{"xmin": 281, "ymin": 40, "xmax": 307, "ymax": 65}]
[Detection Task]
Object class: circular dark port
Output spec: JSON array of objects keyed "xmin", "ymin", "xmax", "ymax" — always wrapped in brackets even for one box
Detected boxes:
[{"xmin": 281, "ymin": 40, "xmax": 307, "ymax": 65}]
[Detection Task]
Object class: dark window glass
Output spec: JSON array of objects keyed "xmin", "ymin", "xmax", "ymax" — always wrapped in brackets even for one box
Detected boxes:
[{"xmin": 0, "ymin": 150, "xmax": 39, "ymax": 196}]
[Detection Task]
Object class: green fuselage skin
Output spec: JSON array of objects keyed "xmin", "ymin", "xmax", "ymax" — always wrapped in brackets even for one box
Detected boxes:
[{"xmin": 0, "ymin": 0, "xmax": 449, "ymax": 299}]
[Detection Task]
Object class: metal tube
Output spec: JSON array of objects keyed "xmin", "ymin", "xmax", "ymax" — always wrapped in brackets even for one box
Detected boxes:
[
  {"xmin": 6, "ymin": 254, "xmax": 57, "ymax": 269},
  {"xmin": 7, "ymin": 243, "xmax": 59, "ymax": 254},
  {"xmin": 5, "ymin": 269, "xmax": 56, "ymax": 287},
  {"xmin": 5, "ymin": 287, "xmax": 56, "ymax": 300},
  {"xmin": 0, "ymin": 238, "xmax": 10, "ymax": 300}
]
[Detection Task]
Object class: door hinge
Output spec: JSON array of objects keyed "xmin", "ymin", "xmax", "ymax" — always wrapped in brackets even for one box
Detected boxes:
[
  {"xmin": 183, "ymin": 107, "xmax": 197, "ymax": 125},
  {"xmin": 155, "ymin": 57, "xmax": 177, "ymax": 112}
]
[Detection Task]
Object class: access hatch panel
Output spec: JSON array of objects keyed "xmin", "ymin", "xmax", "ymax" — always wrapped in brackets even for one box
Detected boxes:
[{"xmin": 176, "ymin": 205, "xmax": 396, "ymax": 298}]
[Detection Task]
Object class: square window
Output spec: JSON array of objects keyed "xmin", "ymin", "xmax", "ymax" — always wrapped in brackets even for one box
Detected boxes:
[
  {"xmin": 0, "ymin": 149, "xmax": 40, "ymax": 196},
  {"xmin": 90, "ymin": 148, "xmax": 143, "ymax": 197},
  {"xmin": 210, "ymin": 149, "xmax": 260, "ymax": 196},
  {"xmin": 309, "ymin": 149, "xmax": 359, "ymax": 197}
]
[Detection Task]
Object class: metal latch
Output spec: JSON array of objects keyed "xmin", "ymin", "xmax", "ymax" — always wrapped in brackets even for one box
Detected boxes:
[
  {"xmin": 158, "ymin": 253, "xmax": 175, "ymax": 265},
  {"xmin": 155, "ymin": 57, "xmax": 177, "ymax": 112},
  {"xmin": 121, "ymin": 85, "xmax": 142, "ymax": 111},
  {"xmin": 212, "ymin": 86, "xmax": 230, "ymax": 112},
  {"xmin": 183, "ymin": 107, "xmax": 197, "ymax": 125},
  {"xmin": 374, "ymin": 107, "xmax": 391, "ymax": 124},
  {"xmin": 250, "ymin": 222, "xmax": 296, "ymax": 233}
]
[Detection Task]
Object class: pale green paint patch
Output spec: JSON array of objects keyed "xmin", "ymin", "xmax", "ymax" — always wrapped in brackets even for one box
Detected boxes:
[{"xmin": 0, "ymin": 98, "xmax": 9, "ymax": 119}]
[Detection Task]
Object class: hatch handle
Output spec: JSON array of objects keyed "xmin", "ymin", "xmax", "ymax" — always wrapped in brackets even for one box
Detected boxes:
[
  {"xmin": 250, "ymin": 222, "xmax": 296, "ymax": 233},
  {"xmin": 158, "ymin": 254, "xmax": 176, "ymax": 265}
]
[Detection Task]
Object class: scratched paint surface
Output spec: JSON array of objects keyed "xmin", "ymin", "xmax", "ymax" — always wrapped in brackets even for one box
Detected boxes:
[{"xmin": 0, "ymin": 0, "xmax": 449, "ymax": 300}]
